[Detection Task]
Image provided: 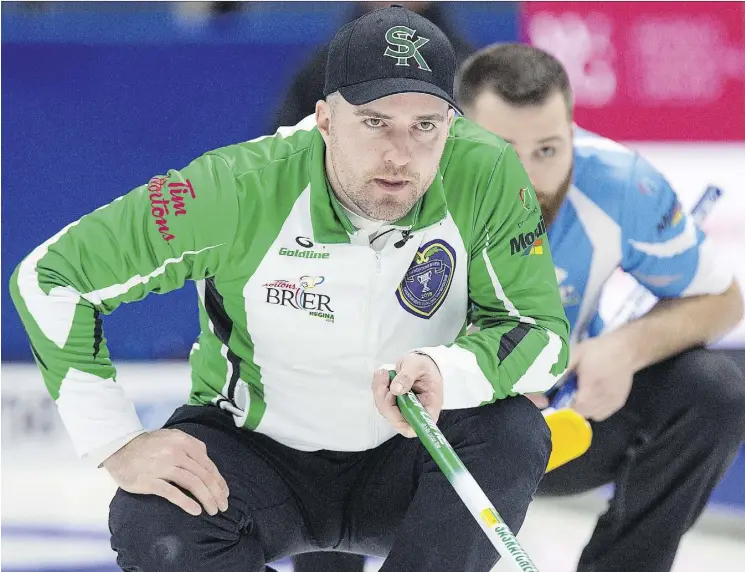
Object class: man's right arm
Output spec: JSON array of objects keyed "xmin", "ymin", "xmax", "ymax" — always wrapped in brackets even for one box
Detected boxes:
[{"xmin": 9, "ymin": 153, "xmax": 239, "ymax": 467}]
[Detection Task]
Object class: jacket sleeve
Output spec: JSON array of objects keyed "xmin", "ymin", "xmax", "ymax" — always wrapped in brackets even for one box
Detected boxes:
[
  {"xmin": 9, "ymin": 153, "xmax": 239, "ymax": 465},
  {"xmin": 416, "ymin": 146, "xmax": 570, "ymax": 409},
  {"xmin": 620, "ymin": 156, "xmax": 733, "ymax": 298}
]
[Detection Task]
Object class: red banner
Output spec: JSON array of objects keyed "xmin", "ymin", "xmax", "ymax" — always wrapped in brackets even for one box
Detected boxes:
[{"xmin": 520, "ymin": 2, "xmax": 745, "ymax": 141}]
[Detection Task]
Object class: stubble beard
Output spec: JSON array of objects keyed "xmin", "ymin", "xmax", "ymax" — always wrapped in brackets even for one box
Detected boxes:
[{"xmin": 327, "ymin": 131, "xmax": 432, "ymax": 222}]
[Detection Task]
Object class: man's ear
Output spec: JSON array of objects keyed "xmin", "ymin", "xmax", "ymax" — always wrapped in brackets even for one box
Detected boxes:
[
  {"xmin": 448, "ymin": 108, "xmax": 456, "ymax": 128},
  {"xmin": 316, "ymin": 100, "xmax": 331, "ymax": 142}
]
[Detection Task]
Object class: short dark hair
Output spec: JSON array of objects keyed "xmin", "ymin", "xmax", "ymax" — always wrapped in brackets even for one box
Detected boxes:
[{"xmin": 455, "ymin": 43, "xmax": 573, "ymax": 118}]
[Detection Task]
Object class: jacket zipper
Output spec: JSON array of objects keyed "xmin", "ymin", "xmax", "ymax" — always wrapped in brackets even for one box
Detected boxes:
[{"xmin": 364, "ymin": 249, "xmax": 382, "ymax": 447}]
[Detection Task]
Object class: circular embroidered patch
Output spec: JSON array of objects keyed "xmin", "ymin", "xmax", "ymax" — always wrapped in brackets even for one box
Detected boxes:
[{"xmin": 396, "ymin": 239, "xmax": 456, "ymax": 319}]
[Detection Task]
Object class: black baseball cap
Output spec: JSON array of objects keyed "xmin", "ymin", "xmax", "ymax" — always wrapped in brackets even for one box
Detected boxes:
[{"xmin": 324, "ymin": 5, "xmax": 461, "ymax": 113}]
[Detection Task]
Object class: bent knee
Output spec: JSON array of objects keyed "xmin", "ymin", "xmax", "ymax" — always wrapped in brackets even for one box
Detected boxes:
[
  {"xmin": 672, "ymin": 349, "xmax": 745, "ymax": 430},
  {"xmin": 109, "ymin": 489, "xmax": 228, "ymax": 571},
  {"xmin": 482, "ymin": 396, "xmax": 552, "ymax": 472}
]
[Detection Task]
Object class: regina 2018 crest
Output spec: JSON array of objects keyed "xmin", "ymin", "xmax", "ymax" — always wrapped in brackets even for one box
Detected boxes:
[{"xmin": 396, "ymin": 240, "xmax": 456, "ymax": 319}]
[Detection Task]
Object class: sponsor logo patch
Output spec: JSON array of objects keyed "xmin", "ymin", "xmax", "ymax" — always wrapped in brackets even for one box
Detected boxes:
[
  {"xmin": 146, "ymin": 176, "xmax": 197, "ymax": 242},
  {"xmin": 279, "ymin": 237, "xmax": 330, "ymax": 259},
  {"xmin": 279, "ymin": 248, "xmax": 329, "ymax": 260},
  {"xmin": 263, "ymin": 277, "xmax": 334, "ymax": 322},
  {"xmin": 519, "ymin": 186, "xmax": 536, "ymax": 211},
  {"xmin": 509, "ymin": 217, "xmax": 547, "ymax": 256},
  {"xmin": 657, "ymin": 200, "xmax": 683, "ymax": 232}
]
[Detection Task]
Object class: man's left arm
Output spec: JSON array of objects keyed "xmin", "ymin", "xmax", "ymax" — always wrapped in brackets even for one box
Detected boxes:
[
  {"xmin": 415, "ymin": 146, "xmax": 570, "ymax": 409},
  {"xmin": 612, "ymin": 157, "xmax": 743, "ymax": 372},
  {"xmin": 613, "ymin": 284, "xmax": 742, "ymax": 373}
]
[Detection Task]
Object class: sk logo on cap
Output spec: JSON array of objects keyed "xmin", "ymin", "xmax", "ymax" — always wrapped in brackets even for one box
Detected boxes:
[{"xmin": 384, "ymin": 26, "xmax": 431, "ymax": 72}]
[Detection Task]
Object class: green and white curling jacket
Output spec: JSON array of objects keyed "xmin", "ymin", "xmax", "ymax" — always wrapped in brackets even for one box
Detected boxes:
[{"xmin": 10, "ymin": 116, "xmax": 569, "ymax": 466}]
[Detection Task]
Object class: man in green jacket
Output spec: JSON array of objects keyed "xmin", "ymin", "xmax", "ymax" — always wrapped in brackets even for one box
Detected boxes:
[{"xmin": 10, "ymin": 7, "xmax": 568, "ymax": 571}]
